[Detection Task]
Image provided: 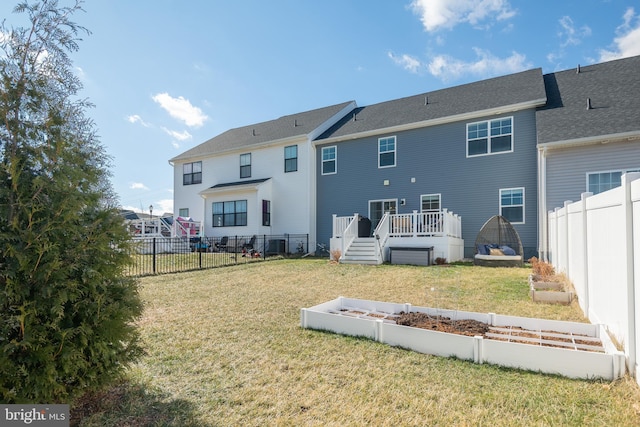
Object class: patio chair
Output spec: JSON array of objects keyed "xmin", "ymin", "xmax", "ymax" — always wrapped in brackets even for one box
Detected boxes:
[
  {"xmin": 474, "ymin": 215, "xmax": 523, "ymax": 267},
  {"xmin": 242, "ymin": 235, "xmax": 257, "ymax": 257},
  {"xmin": 215, "ymin": 236, "xmax": 229, "ymax": 252}
]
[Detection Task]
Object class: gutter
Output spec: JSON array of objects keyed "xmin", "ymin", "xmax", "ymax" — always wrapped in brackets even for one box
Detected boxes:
[{"xmin": 538, "ymin": 130, "xmax": 640, "ymax": 151}]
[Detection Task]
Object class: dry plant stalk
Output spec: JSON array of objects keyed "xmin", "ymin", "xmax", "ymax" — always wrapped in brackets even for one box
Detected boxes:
[{"xmin": 528, "ymin": 256, "xmax": 555, "ymax": 277}]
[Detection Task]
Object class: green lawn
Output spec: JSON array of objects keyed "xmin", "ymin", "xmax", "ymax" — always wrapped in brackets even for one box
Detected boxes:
[{"xmin": 74, "ymin": 259, "xmax": 640, "ymax": 426}]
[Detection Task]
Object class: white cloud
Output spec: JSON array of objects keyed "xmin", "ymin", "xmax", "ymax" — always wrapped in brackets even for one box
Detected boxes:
[
  {"xmin": 130, "ymin": 182, "xmax": 149, "ymax": 190},
  {"xmin": 161, "ymin": 127, "xmax": 192, "ymax": 141},
  {"xmin": 154, "ymin": 198, "xmax": 174, "ymax": 215},
  {"xmin": 546, "ymin": 16, "xmax": 592, "ymax": 66},
  {"xmin": 152, "ymin": 93, "xmax": 208, "ymax": 128},
  {"xmin": 127, "ymin": 114, "xmax": 151, "ymax": 127},
  {"xmin": 599, "ymin": 7, "xmax": 640, "ymax": 62},
  {"xmin": 388, "ymin": 52, "xmax": 422, "ymax": 73},
  {"xmin": 410, "ymin": 0, "xmax": 516, "ymax": 32},
  {"xmin": 558, "ymin": 16, "xmax": 592, "ymax": 48},
  {"xmin": 427, "ymin": 48, "xmax": 530, "ymax": 81}
]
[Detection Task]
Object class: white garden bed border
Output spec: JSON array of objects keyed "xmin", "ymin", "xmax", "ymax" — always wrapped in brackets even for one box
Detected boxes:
[{"xmin": 300, "ymin": 297, "xmax": 625, "ymax": 380}]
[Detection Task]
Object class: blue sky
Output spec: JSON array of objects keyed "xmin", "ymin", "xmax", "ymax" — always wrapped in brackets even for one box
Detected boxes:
[{"xmin": 3, "ymin": 1, "xmax": 640, "ymax": 215}]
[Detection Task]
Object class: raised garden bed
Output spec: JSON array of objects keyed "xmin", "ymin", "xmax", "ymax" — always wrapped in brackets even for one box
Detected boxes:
[
  {"xmin": 300, "ymin": 297, "xmax": 625, "ymax": 380},
  {"xmin": 529, "ymin": 274, "xmax": 574, "ymax": 304}
]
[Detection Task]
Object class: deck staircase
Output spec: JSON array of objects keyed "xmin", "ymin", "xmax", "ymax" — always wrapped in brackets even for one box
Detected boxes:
[{"xmin": 340, "ymin": 237, "xmax": 381, "ymax": 265}]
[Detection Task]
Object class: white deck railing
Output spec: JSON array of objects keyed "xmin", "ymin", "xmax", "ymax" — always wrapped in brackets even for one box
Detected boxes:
[
  {"xmin": 332, "ymin": 214, "xmax": 355, "ymax": 238},
  {"xmin": 333, "ymin": 210, "xmax": 462, "ymax": 240},
  {"xmin": 127, "ymin": 217, "xmax": 202, "ymax": 239},
  {"xmin": 386, "ymin": 209, "xmax": 461, "ymax": 238}
]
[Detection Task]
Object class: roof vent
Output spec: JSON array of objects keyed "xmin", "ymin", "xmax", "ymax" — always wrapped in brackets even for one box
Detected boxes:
[
  {"xmin": 577, "ymin": 64, "xmax": 581, "ymax": 74},
  {"xmin": 424, "ymin": 95, "xmax": 429, "ymax": 105},
  {"xmin": 252, "ymin": 129, "xmax": 256, "ymax": 136},
  {"xmin": 294, "ymin": 119, "xmax": 298, "ymax": 127},
  {"xmin": 586, "ymin": 97, "xmax": 592, "ymax": 110},
  {"xmin": 353, "ymin": 111, "xmax": 357, "ymax": 121}
]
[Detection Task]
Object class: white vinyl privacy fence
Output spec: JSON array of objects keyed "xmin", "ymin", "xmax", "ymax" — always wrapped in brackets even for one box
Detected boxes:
[{"xmin": 547, "ymin": 172, "xmax": 640, "ymax": 384}]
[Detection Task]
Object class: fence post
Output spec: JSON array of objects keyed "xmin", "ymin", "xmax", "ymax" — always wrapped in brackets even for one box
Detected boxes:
[
  {"xmin": 263, "ymin": 235, "xmax": 267, "ymax": 258},
  {"xmin": 623, "ymin": 173, "xmax": 638, "ymax": 377},
  {"xmin": 563, "ymin": 201, "xmax": 572, "ymax": 277},
  {"xmin": 152, "ymin": 237, "xmax": 157, "ymax": 274},
  {"xmin": 580, "ymin": 192, "xmax": 592, "ymax": 318},
  {"xmin": 199, "ymin": 241, "xmax": 202, "ymax": 269}
]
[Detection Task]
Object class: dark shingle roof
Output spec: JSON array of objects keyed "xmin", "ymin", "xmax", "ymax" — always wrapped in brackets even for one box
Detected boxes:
[
  {"xmin": 537, "ymin": 55, "xmax": 640, "ymax": 145},
  {"xmin": 170, "ymin": 101, "xmax": 354, "ymax": 162},
  {"xmin": 316, "ymin": 68, "xmax": 546, "ymax": 141},
  {"xmin": 209, "ymin": 178, "xmax": 270, "ymax": 189}
]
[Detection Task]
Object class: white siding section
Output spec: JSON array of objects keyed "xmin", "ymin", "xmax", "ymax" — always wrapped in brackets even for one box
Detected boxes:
[{"xmin": 173, "ymin": 138, "xmax": 313, "ymax": 239}]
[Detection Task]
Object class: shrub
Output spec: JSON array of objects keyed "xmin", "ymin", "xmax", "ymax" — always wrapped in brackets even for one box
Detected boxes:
[{"xmin": 0, "ymin": 1, "xmax": 143, "ymax": 403}]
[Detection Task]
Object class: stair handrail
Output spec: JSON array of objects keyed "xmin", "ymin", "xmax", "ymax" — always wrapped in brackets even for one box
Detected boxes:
[
  {"xmin": 341, "ymin": 213, "xmax": 359, "ymax": 260},
  {"xmin": 172, "ymin": 218, "xmax": 201, "ymax": 238},
  {"xmin": 373, "ymin": 213, "xmax": 390, "ymax": 262}
]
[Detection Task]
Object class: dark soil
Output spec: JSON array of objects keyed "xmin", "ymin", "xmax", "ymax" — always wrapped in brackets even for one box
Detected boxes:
[
  {"xmin": 395, "ymin": 312, "xmax": 489, "ymax": 336},
  {"xmin": 393, "ymin": 311, "xmax": 605, "ymax": 352}
]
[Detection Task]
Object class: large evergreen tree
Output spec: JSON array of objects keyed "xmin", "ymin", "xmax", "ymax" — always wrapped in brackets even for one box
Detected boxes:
[{"xmin": 0, "ymin": 0, "xmax": 143, "ymax": 403}]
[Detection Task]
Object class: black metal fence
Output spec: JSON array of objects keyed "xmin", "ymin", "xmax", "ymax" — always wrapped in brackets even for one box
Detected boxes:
[{"xmin": 126, "ymin": 234, "xmax": 309, "ymax": 277}]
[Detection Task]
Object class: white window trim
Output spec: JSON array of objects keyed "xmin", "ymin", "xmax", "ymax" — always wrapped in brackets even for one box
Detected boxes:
[
  {"xmin": 378, "ymin": 136, "xmax": 396, "ymax": 168},
  {"xmin": 420, "ymin": 193, "xmax": 442, "ymax": 212},
  {"xmin": 321, "ymin": 145, "xmax": 337, "ymax": 175},
  {"xmin": 368, "ymin": 199, "xmax": 398, "ymax": 218},
  {"xmin": 499, "ymin": 187, "xmax": 525, "ymax": 224},
  {"xmin": 585, "ymin": 168, "xmax": 640, "ymax": 194},
  {"xmin": 284, "ymin": 145, "xmax": 298, "ymax": 173},
  {"xmin": 466, "ymin": 116, "xmax": 514, "ymax": 158},
  {"xmin": 240, "ymin": 153, "xmax": 251, "ymax": 178}
]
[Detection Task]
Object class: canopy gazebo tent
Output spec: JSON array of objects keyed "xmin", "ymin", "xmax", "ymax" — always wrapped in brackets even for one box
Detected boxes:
[{"xmin": 474, "ymin": 215, "xmax": 524, "ymax": 267}]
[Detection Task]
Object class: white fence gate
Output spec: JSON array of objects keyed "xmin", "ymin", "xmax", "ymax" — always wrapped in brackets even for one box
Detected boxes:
[{"xmin": 547, "ymin": 172, "xmax": 640, "ymax": 384}]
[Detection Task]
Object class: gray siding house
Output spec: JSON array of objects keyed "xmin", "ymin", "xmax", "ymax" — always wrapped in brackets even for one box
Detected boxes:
[
  {"xmin": 168, "ymin": 54, "xmax": 639, "ymax": 263},
  {"xmin": 314, "ymin": 69, "xmax": 547, "ymax": 261},
  {"xmin": 537, "ymin": 55, "xmax": 640, "ymax": 259}
]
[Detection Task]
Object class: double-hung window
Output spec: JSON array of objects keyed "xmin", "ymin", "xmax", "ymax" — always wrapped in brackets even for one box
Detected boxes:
[
  {"xmin": 467, "ymin": 117, "xmax": 513, "ymax": 157},
  {"xmin": 183, "ymin": 161, "xmax": 202, "ymax": 185},
  {"xmin": 284, "ymin": 145, "xmax": 298, "ymax": 172},
  {"xmin": 212, "ymin": 200, "xmax": 247, "ymax": 227},
  {"xmin": 321, "ymin": 146, "xmax": 337, "ymax": 175},
  {"xmin": 500, "ymin": 188, "xmax": 524, "ymax": 224},
  {"xmin": 240, "ymin": 153, "xmax": 251, "ymax": 178},
  {"xmin": 421, "ymin": 194, "xmax": 441, "ymax": 212},
  {"xmin": 262, "ymin": 200, "xmax": 271, "ymax": 226},
  {"xmin": 378, "ymin": 136, "xmax": 396, "ymax": 168},
  {"xmin": 587, "ymin": 169, "xmax": 640, "ymax": 194}
]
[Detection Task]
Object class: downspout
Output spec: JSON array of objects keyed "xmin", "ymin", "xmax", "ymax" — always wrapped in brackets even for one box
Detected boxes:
[
  {"xmin": 538, "ymin": 146, "xmax": 548, "ymax": 261},
  {"xmin": 308, "ymin": 138, "xmax": 317, "ymax": 254}
]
